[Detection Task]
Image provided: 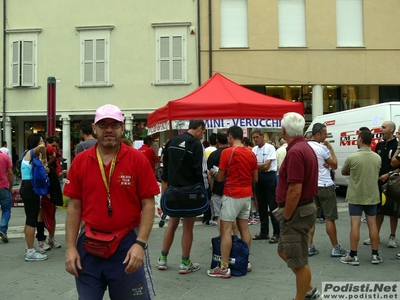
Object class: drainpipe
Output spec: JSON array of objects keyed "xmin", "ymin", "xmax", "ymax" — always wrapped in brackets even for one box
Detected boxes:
[
  {"xmin": 197, "ymin": 0, "xmax": 201, "ymax": 86},
  {"xmin": 2, "ymin": 0, "xmax": 6, "ymax": 141},
  {"xmin": 208, "ymin": 0, "xmax": 212, "ymax": 78}
]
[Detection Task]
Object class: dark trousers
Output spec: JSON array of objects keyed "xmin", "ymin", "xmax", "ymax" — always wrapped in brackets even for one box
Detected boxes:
[{"xmin": 255, "ymin": 172, "xmax": 280, "ymax": 236}]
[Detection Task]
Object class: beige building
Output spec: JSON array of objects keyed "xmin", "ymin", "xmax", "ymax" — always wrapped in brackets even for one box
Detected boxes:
[
  {"xmin": 3, "ymin": 0, "xmax": 400, "ymax": 164},
  {"xmin": 1, "ymin": 1, "xmax": 200, "ymax": 166},
  {"xmin": 199, "ymin": 0, "xmax": 400, "ymax": 136}
]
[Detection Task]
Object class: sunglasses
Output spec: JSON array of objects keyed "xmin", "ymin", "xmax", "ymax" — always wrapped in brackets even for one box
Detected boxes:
[{"xmin": 97, "ymin": 121, "xmax": 123, "ymax": 129}]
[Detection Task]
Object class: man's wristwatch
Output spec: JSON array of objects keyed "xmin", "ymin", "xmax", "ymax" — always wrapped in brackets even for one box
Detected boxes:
[
  {"xmin": 134, "ymin": 240, "xmax": 148, "ymax": 250},
  {"xmin": 281, "ymin": 215, "xmax": 291, "ymax": 223}
]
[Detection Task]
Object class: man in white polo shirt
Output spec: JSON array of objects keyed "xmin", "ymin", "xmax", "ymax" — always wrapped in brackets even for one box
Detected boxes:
[{"xmin": 251, "ymin": 129, "xmax": 279, "ymax": 244}]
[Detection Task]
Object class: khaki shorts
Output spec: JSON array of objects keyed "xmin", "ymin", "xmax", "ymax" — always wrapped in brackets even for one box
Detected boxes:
[
  {"xmin": 220, "ymin": 195, "xmax": 251, "ymax": 222},
  {"xmin": 211, "ymin": 194, "xmax": 222, "ymax": 218},
  {"xmin": 278, "ymin": 202, "xmax": 317, "ymax": 269},
  {"xmin": 313, "ymin": 185, "xmax": 338, "ymax": 221}
]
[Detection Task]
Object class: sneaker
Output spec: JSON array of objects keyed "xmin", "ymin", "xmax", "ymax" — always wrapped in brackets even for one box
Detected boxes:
[
  {"xmin": 48, "ymin": 239, "xmax": 62, "ymax": 249},
  {"xmin": 371, "ymin": 254, "xmax": 383, "ymax": 264},
  {"xmin": 37, "ymin": 241, "xmax": 51, "ymax": 252},
  {"xmin": 156, "ymin": 257, "xmax": 167, "ymax": 270},
  {"xmin": 208, "ymin": 220, "xmax": 218, "ymax": 226},
  {"xmin": 396, "ymin": 253, "xmax": 400, "ymax": 260},
  {"xmin": 206, "ymin": 266, "xmax": 231, "ymax": 278},
  {"xmin": 340, "ymin": 255, "xmax": 360, "ymax": 266},
  {"xmin": 248, "ymin": 218, "xmax": 259, "ymax": 225},
  {"xmin": 363, "ymin": 238, "xmax": 371, "ymax": 245},
  {"xmin": 0, "ymin": 231, "xmax": 9, "ymax": 243},
  {"xmin": 361, "ymin": 217, "xmax": 367, "ymax": 223},
  {"xmin": 388, "ymin": 236, "xmax": 397, "ymax": 248},
  {"xmin": 247, "ymin": 262, "xmax": 252, "ymax": 272},
  {"xmin": 179, "ymin": 261, "xmax": 200, "ymax": 274},
  {"xmin": 25, "ymin": 250, "xmax": 48, "ymax": 262},
  {"xmin": 308, "ymin": 246, "xmax": 319, "ymax": 257},
  {"xmin": 305, "ymin": 287, "xmax": 323, "ymax": 300},
  {"xmin": 331, "ymin": 245, "xmax": 348, "ymax": 257}
]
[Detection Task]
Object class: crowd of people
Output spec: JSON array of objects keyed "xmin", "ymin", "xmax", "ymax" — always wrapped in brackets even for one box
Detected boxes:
[{"xmin": 1, "ymin": 105, "xmax": 400, "ymax": 300}]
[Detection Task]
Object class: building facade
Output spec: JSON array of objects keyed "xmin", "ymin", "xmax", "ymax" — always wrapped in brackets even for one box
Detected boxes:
[
  {"xmin": 1, "ymin": 0, "xmax": 200, "ymax": 166},
  {"xmin": 199, "ymin": 0, "xmax": 400, "ymax": 138}
]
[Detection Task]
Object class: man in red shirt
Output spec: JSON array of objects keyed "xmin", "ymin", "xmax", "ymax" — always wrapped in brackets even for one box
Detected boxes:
[
  {"xmin": 275, "ymin": 112, "xmax": 321, "ymax": 300},
  {"xmin": 138, "ymin": 136, "xmax": 159, "ymax": 175},
  {"xmin": 207, "ymin": 125, "xmax": 258, "ymax": 278},
  {"xmin": 0, "ymin": 152, "xmax": 14, "ymax": 243},
  {"xmin": 64, "ymin": 104, "xmax": 159, "ymax": 300}
]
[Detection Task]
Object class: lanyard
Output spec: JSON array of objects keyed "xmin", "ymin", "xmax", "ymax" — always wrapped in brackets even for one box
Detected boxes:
[{"xmin": 96, "ymin": 146, "xmax": 119, "ymax": 217}]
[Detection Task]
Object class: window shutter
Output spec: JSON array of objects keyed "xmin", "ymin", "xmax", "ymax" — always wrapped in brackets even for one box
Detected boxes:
[
  {"xmin": 159, "ymin": 36, "xmax": 170, "ymax": 81},
  {"xmin": 11, "ymin": 41, "xmax": 20, "ymax": 87},
  {"xmin": 336, "ymin": 0, "xmax": 364, "ymax": 47},
  {"xmin": 21, "ymin": 40, "xmax": 34, "ymax": 86},
  {"xmin": 220, "ymin": 0, "xmax": 248, "ymax": 47},
  {"xmin": 278, "ymin": 0, "xmax": 306, "ymax": 47},
  {"xmin": 95, "ymin": 38, "xmax": 106, "ymax": 84},
  {"xmin": 83, "ymin": 39, "xmax": 94, "ymax": 84},
  {"xmin": 172, "ymin": 36, "xmax": 183, "ymax": 81}
]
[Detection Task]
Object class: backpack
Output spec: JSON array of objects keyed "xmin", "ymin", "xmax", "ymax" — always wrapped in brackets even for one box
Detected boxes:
[{"xmin": 30, "ymin": 149, "xmax": 50, "ymax": 196}]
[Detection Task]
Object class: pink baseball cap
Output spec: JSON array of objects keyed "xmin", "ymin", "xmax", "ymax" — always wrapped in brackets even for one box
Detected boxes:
[{"xmin": 94, "ymin": 104, "xmax": 124, "ymax": 123}]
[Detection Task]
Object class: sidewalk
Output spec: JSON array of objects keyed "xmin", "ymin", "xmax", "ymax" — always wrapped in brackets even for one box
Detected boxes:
[{"xmin": 1, "ymin": 198, "xmax": 399, "ymax": 299}]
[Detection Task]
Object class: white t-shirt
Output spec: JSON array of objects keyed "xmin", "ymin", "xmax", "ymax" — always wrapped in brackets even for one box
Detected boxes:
[
  {"xmin": 252, "ymin": 143, "xmax": 277, "ymax": 172},
  {"xmin": 308, "ymin": 141, "xmax": 334, "ymax": 187}
]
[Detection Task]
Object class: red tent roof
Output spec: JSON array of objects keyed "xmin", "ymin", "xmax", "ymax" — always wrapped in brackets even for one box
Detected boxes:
[{"xmin": 147, "ymin": 73, "xmax": 304, "ymax": 130}]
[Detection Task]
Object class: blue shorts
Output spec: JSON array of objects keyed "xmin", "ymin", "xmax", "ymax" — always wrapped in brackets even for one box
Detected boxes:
[
  {"xmin": 76, "ymin": 228, "xmax": 155, "ymax": 300},
  {"xmin": 348, "ymin": 204, "xmax": 378, "ymax": 217}
]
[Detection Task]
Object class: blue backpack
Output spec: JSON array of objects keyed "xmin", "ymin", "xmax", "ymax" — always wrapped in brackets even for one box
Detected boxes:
[{"xmin": 30, "ymin": 149, "xmax": 50, "ymax": 196}]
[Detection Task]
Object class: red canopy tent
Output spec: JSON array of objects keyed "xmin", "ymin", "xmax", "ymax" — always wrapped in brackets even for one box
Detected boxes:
[{"xmin": 147, "ymin": 73, "xmax": 304, "ymax": 134}]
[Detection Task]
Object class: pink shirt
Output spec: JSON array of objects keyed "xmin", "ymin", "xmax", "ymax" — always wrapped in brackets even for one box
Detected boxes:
[{"xmin": 0, "ymin": 153, "xmax": 12, "ymax": 189}]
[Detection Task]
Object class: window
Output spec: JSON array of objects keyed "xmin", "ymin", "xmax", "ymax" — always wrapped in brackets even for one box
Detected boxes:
[
  {"xmin": 278, "ymin": 0, "xmax": 306, "ymax": 47},
  {"xmin": 76, "ymin": 26, "xmax": 113, "ymax": 86},
  {"xmin": 153, "ymin": 23, "xmax": 189, "ymax": 84},
  {"xmin": 220, "ymin": 0, "xmax": 248, "ymax": 48},
  {"xmin": 336, "ymin": 0, "xmax": 364, "ymax": 47},
  {"xmin": 7, "ymin": 30, "xmax": 41, "ymax": 87}
]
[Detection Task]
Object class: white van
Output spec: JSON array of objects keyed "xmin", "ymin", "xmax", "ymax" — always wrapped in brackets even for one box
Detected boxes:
[{"xmin": 306, "ymin": 102, "xmax": 400, "ymax": 187}]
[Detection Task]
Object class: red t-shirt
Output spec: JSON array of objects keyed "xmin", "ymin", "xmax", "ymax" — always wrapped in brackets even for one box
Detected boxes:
[
  {"xmin": 219, "ymin": 146, "xmax": 257, "ymax": 198},
  {"xmin": 63, "ymin": 142, "xmax": 160, "ymax": 231},
  {"xmin": 138, "ymin": 144, "xmax": 158, "ymax": 173},
  {"xmin": 276, "ymin": 137, "xmax": 318, "ymax": 205}
]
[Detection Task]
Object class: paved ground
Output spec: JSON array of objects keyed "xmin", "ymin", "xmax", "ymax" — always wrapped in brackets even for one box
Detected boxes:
[{"xmin": 1, "ymin": 191, "xmax": 400, "ymax": 299}]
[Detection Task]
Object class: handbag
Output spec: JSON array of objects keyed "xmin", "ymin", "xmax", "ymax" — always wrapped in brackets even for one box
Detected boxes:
[
  {"xmin": 160, "ymin": 184, "xmax": 209, "ymax": 217},
  {"xmin": 210, "ymin": 235, "xmax": 249, "ymax": 276},
  {"xmin": 383, "ymin": 172, "xmax": 400, "ymax": 203},
  {"xmin": 160, "ymin": 139, "xmax": 209, "ymax": 217},
  {"xmin": 83, "ymin": 224, "xmax": 131, "ymax": 258}
]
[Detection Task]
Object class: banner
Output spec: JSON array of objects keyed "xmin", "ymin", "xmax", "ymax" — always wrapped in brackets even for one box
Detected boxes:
[{"xmin": 148, "ymin": 118, "xmax": 282, "ymax": 134}]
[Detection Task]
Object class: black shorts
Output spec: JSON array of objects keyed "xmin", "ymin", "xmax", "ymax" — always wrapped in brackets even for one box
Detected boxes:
[{"xmin": 20, "ymin": 180, "xmax": 41, "ymax": 227}]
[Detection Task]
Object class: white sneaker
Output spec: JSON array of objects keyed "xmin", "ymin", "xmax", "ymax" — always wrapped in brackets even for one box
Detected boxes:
[
  {"xmin": 48, "ymin": 239, "xmax": 62, "ymax": 249},
  {"xmin": 25, "ymin": 250, "xmax": 48, "ymax": 262},
  {"xmin": 388, "ymin": 236, "xmax": 397, "ymax": 248},
  {"xmin": 371, "ymin": 254, "xmax": 383, "ymax": 264},
  {"xmin": 363, "ymin": 238, "xmax": 371, "ymax": 245},
  {"xmin": 37, "ymin": 241, "xmax": 51, "ymax": 252}
]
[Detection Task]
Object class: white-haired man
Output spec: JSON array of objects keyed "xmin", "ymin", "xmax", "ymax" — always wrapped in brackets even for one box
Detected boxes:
[{"xmin": 275, "ymin": 112, "xmax": 322, "ymax": 300}]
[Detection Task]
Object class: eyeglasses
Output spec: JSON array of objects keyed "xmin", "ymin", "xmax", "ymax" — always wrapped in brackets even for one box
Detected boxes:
[{"xmin": 96, "ymin": 121, "xmax": 123, "ymax": 129}]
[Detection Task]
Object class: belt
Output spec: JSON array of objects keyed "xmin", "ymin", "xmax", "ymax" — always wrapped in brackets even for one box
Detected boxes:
[
  {"xmin": 278, "ymin": 198, "xmax": 314, "ymax": 208},
  {"xmin": 260, "ymin": 170, "xmax": 277, "ymax": 173}
]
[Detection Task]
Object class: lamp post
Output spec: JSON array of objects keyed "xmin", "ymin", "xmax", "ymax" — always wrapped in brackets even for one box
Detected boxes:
[{"xmin": 47, "ymin": 77, "xmax": 56, "ymax": 136}]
